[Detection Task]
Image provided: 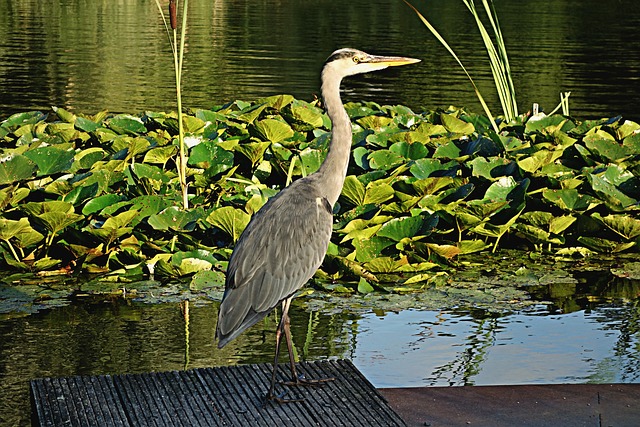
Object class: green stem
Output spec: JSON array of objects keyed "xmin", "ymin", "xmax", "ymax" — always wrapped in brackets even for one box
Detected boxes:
[
  {"xmin": 177, "ymin": 0, "xmax": 189, "ymax": 210},
  {"xmin": 3, "ymin": 239, "xmax": 20, "ymax": 262}
]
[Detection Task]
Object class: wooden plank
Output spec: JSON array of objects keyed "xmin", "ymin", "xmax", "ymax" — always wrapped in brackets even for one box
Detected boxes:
[
  {"xmin": 31, "ymin": 375, "xmax": 130, "ymax": 427},
  {"xmin": 380, "ymin": 384, "xmax": 640, "ymax": 427},
  {"xmin": 31, "ymin": 360, "xmax": 406, "ymax": 426}
]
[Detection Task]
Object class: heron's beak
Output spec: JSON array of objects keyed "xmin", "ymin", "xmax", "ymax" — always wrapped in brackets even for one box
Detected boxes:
[{"xmin": 366, "ymin": 55, "xmax": 421, "ymax": 67}]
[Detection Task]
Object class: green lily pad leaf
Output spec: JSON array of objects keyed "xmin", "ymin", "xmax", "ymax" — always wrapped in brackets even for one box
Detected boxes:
[
  {"xmin": 169, "ymin": 250, "xmax": 214, "ymax": 275},
  {"xmin": 22, "ymin": 146, "xmax": 74, "ymax": 176},
  {"xmin": 206, "ymin": 206, "xmax": 251, "ymax": 242},
  {"xmin": 182, "ymin": 115, "xmax": 206, "ymax": 133},
  {"xmin": 299, "ymin": 148, "xmax": 324, "ymax": 176},
  {"xmin": 232, "ymin": 102, "xmax": 267, "ymax": 124},
  {"xmin": 107, "ymin": 115, "xmax": 147, "ymax": 135},
  {"xmin": 457, "ymin": 240, "xmax": 489, "ymax": 254},
  {"xmin": 258, "ymin": 94, "xmax": 295, "ymax": 111},
  {"xmin": 425, "ymin": 243, "xmax": 461, "ymax": 259},
  {"xmin": 353, "ymin": 236, "xmax": 395, "ymax": 262},
  {"xmin": 389, "ymin": 140, "xmax": 429, "ymax": 160},
  {"xmin": 63, "ymin": 182, "xmax": 99, "ymax": 205},
  {"xmin": 483, "ymin": 176, "xmax": 518, "ymax": 202},
  {"xmin": 285, "ymin": 99, "xmax": 324, "ymax": 129},
  {"xmin": 37, "ymin": 211, "xmax": 83, "ymax": 235},
  {"xmin": 86, "ymin": 210, "xmax": 139, "ymax": 244},
  {"xmin": 74, "ymin": 116, "xmax": 100, "ymax": 132},
  {"xmin": 514, "ymin": 223, "xmax": 554, "ymax": 245},
  {"xmin": 32, "ymin": 257, "xmax": 61, "ymax": 271},
  {"xmin": 549, "ymin": 215, "xmax": 577, "ymax": 235},
  {"xmin": 363, "ymin": 182, "xmax": 394, "ymax": 205},
  {"xmin": 128, "ymin": 195, "xmax": 177, "ymax": 223},
  {"xmin": 433, "ymin": 141, "xmax": 462, "ymax": 159},
  {"xmin": 577, "ymin": 236, "xmax": 632, "ymax": 253},
  {"xmin": 521, "ymin": 211, "xmax": 555, "ymax": 227},
  {"xmin": 148, "ymin": 206, "xmax": 202, "ymax": 232},
  {"xmin": 588, "ymin": 169, "xmax": 637, "ymax": 211},
  {"xmin": 82, "ymin": 194, "xmax": 127, "ymax": 215},
  {"xmin": 412, "ymin": 177, "xmax": 455, "ymax": 195},
  {"xmin": 1, "ymin": 111, "xmax": 46, "ymax": 130},
  {"xmin": 377, "ymin": 215, "xmax": 425, "ymax": 241},
  {"xmin": 0, "ymin": 155, "xmax": 37, "ymax": 185},
  {"xmin": 341, "ymin": 176, "xmax": 366, "ymax": 206},
  {"xmin": 235, "ymin": 141, "xmax": 271, "ymax": 167},
  {"xmin": 592, "ymin": 213, "xmax": 640, "ymax": 240},
  {"xmin": 469, "ymin": 156, "xmax": 517, "ymax": 180},
  {"xmin": 144, "ymin": 146, "xmax": 178, "ymax": 166},
  {"xmin": 440, "ymin": 113, "xmax": 474, "ymax": 134},
  {"xmin": 73, "ymin": 147, "xmax": 106, "ymax": 171},
  {"xmin": 410, "ymin": 158, "xmax": 457, "ymax": 179},
  {"xmin": 542, "ymin": 189, "xmax": 600, "ymax": 212},
  {"xmin": 190, "ymin": 269, "xmax": 226, "ymax": 291},
  {"xmin": 52, "ymin": 106, "xmax": 76, "ymax": 123},
  {"xmin": 365, "ymin": 256, "xmax": 403, "ymax": 273},
  {"xmin": 358, "ymin": 115, "xmax": 394, "ymax": 130},
  {"xmin": 357, "ymin": 277, "xmax": 375, "ymax": 294},
  {"xmin": 353, "ymin": 146, "xmax": 371, "ymax": 170},
  {"xmin": 188, "ymin": 140, "xmax": 234, "ymax": 175},
  {"xmin": 585, "ymin": 138, "xmax": 631, "ymax": 162},
  {"xmin": 0, "ymin": 217, "xmax": 33, "ymax": 241},
  {"xmin": 253, "ymin": 118, "xmax": 294, "ymax": 143},
  {"xmin": 517, "ymin": 149, "xmax": 563, "ymax": 174},
  {"xmin": 130, "ymin": 163, "xmax": 169, "ymax": 183},
  {"xmin": 368, "ymin": 150, "xmax": 405, "ymax": 171},
  {"xmin": 22, "ymin": 200, "xmax": 74, "ymax": 216}
]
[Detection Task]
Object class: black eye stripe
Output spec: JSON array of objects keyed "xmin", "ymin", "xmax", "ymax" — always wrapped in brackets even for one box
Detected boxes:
[{"xmin": 325, "ymin": 49, "xmax": 364, "ymax": 65}]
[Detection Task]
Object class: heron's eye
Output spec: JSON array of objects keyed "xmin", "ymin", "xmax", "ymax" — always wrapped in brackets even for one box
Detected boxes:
[{"xmin": 353, "ymin": 56, "xmax": 361, "ymax": 64}]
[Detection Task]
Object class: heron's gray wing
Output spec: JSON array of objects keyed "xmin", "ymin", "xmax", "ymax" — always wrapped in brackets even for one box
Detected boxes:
[{"xmin": 216, "ymin": 179, "xmax": 333, "ymax": 347}]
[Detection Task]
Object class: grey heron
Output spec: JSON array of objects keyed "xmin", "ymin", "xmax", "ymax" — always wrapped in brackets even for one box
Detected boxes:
[{"xmin": 215, "ymin": 48, "xmax": 420, "ymax": 402}]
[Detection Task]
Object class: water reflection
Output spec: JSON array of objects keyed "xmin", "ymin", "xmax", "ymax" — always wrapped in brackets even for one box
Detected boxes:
[
  {"xmin": 1, "ymin": 296, "xmax": 639, "ymax": 426},
  {"xmin": 0, "ymin": 0, "xmax": 639, "ymax": 120}
]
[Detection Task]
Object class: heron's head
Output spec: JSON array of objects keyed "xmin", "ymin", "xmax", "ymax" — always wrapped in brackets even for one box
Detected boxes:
[{"xmin": 324, "ymin": 48, "xmax": 420, "ymax": 78}]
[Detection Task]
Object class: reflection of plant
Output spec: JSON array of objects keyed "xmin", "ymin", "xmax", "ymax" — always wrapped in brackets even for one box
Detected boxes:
[
  {"xmin": 0, "ymin": 101, "xmax": 639, "ymax": 287},
  {"xmin": 422, "ymin": 313, "xmax": 497, "ymax": 386}
]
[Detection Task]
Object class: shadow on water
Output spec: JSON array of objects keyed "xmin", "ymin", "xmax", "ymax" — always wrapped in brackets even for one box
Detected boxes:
[{"xmin": 1, "ymin": 269, "xmax": 639, "ymax": 426}]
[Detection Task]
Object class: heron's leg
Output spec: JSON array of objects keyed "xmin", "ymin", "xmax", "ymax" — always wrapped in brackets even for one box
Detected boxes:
[
  {"xmin": 281, "ymin": 304, "xmax": 335, "ymax": 387},
  {"xmin": 266, "ymin": 298, "xmax": 302, "ymax": 403}
]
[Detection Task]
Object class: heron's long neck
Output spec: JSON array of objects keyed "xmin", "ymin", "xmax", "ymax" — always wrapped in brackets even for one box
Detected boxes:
[{"xmin": 316, "ymin": 67, "xmax": 351, "ymax": 207}]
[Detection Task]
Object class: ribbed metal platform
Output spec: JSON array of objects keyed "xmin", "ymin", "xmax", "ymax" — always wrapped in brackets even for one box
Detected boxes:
[{"xmin": 30, "ymin": 360, "xmax": 406, "ymax": 426}]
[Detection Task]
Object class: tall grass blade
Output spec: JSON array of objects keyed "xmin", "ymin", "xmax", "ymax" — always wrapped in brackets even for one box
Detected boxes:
[
  {"xmin": 403, "ymin": 0, "xmax": 499, "ymax": 133},
  {"xmin": 463, "ymin": 0, "xmax": 517, "ymax": 121}
]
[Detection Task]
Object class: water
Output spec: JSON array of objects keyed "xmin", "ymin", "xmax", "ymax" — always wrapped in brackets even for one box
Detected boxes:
[
  {"xmin": 0, "ymin": 0, "xmax": 639, "ymax": 121},
  {"xmin": 1, "ymin": 297, "xmax": 639, "ymax": 425},
  {"xmin": 1, "ymin": 1, "xmax": 640, "ymax": 424}
]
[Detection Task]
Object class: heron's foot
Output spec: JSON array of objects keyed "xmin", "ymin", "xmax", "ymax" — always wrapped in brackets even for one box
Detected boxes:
[
  {"xmin": 283, "ymin": 374, "xmax": 335, "ymax": 387},
  {"xmin": 264, "ymin": 390, "xmax": 304, "ymax": 405}
]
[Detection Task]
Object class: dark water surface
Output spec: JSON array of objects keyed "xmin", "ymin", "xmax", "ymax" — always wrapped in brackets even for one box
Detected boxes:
[
  {"xmin": 1, "ymin": 296, "xmax": 639, "ymax": 426},
  {"xmin": 0, "ymin": 0, "xmax": 639, "ymax": 121}
]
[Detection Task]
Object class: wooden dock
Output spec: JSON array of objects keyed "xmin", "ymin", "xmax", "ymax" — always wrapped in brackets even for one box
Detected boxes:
[
  {"xmin": 30, "ymin": 360, "xmax": 406, "ymax": 426},
  {"xmin": 31, "ymin": 360, "xmax": 640, "ymax": 426}
]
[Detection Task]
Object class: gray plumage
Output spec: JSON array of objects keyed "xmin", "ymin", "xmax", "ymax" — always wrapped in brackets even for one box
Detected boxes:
[
  {"xmin": 216, "ymin": 177, "xmax": 333, "ymax": 347},
  {"xmin": 214, "ymin": 48, "xmax": 419, "ymax": 400}
]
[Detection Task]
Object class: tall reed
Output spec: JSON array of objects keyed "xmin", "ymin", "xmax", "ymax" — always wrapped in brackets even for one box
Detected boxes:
[
  {"xmin": 155, "ymin": 0, "xmax": 189, "ymax": 209},
  {"xmin": 403, "ymin": 0, "xmax": 518, "ymax": 130}
]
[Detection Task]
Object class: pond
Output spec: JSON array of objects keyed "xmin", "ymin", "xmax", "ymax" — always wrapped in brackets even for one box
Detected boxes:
[
  {"xmin": 2, "ymin": 269, "xmax": 640, "ymax": 425},
  {"xmin": 1, "ymin": 0, "xmax": 640, "ymax": 425},
  {"xmin": 0, "ymin": 0, "xmax": 639, "ymax": 121}
]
